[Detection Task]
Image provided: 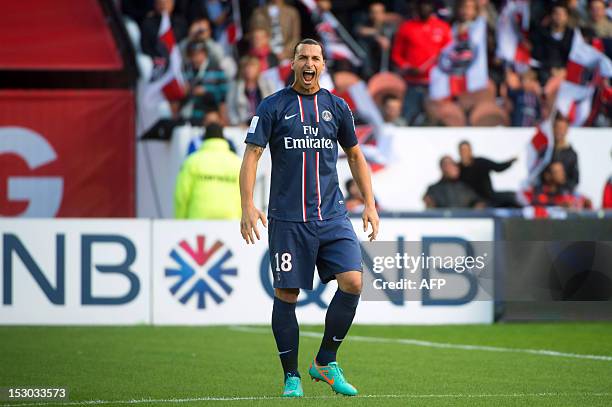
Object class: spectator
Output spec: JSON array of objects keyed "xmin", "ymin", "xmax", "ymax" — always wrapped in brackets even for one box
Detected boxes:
[
  {"xmin": 181, "ymin": 19, "xmax": 233, "ymax": 75},
  {"xmin": 505, "ymin": 68, "xmax": 542, "ymax": 127},
  {"xmin": 380, "ymin": 94, "xmax": 407, "ymax": 126},
  {"xmin": 427, "ymin": 0, "xmax": 507, "ymax": 126},
  {"xmin": 345, "ymin": 179, "xmax": 366, "ymax": 213},
  {"xmin": 355, "ymin": 2, "xmax": 396, "ymax": 77},
  {"xmin": 552, "ymin": 113, "xmax": 579, "ymax": 192},
  {"xmin": 424, "ymin": 155, "xmax": 485, "ymax": 208},
  {"xmin": 458, "ymin": 140, "xmax": 518, "ymax": 207},
  {"xmin": 567, "ymin": 0, "xmax": 589, "ymax": 27},
  {"xmin": 248, "ymin": 28, "xmax": 279, "ymax": 73},
  {"xmin": 174, "ymin": 123, "xmax": 242, "ymax": 219},
  {"xmin": 182, "ymin": 40, "xmax": 228, "ymax": 123},
  {"xmin": 527, "ymin": 161, "xmax": 591, "ymax": 209},
  {"xmin": 345, "ymin": 179, "xmax": 379, "ymax": 213},
  {"xmin": 203, "ymin": 108, "xmax": 223, "ymax": 126},
  {"xmin": 589, "ymin": 0, "xmax": 612, "ymax": 39},
  {"xmin": 478, "ymin": 0, "xmax": 499, "ymax": 31},
  {"xmin": 392, "ymin": 0, "xmax": 452, "ymax": 125},
  {"xmin": 532, "ymin": 3, "xmax": 574, "ymax": 83},
  {"xmin": 226, "ymin": 56, "xmax": 275, "ymax": 126},
  {"xmin": 249, "ymin": 0, "xmax": 301, "ymax": 60},
  {"xmin": 141, "ymin": 0, "xmax": 188, "ymax": 59},
  {"xmin": 191, "ymin": 0, "xmax": 233, "ymax": 42}
]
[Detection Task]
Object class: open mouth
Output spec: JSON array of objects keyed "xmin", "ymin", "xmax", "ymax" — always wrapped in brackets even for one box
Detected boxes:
[{"xmin": 302, "ymin": 69, "xmax": 315, "ymax": 83}]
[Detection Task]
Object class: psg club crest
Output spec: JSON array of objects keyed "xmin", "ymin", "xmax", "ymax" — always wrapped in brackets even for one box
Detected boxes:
[
  {"xmin": 438, "ymin": 39, "xmax": 478, "ymax": 76},
  {"xmin": 322, "ymin": 110, "xmax": 333, "ymax": 122}
]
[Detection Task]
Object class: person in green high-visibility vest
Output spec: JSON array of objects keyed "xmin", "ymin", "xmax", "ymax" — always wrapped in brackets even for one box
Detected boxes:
[{"xmin": 174, "ymin": 123, "xmax": 242, "ymax": 219}]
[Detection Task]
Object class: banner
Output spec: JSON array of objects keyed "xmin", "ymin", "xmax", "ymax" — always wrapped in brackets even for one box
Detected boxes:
[
  {"xmin": 297, "ymin": 0, "xmax": 364, "ymax": 67},
  {"xmin": 0, "ymin": 90, "xmax": 135, "ymax": 217},
  {"xmin": 554, "ymin": 29, "xmax": 612, "ymax": 126},
  {"xmin": 496, "ymin": 0, "xmax": 531, "ymax": 72},
  {"xmin": 1, "ymin": 218, "xmax": 494, "ymax": 325},
  {"xmin": 430, "ymin": 16, "xmax": 488, "ymax": 100},
  {"xmin": 137, "ymin": 13, "xmax": 186, "ymax": 136},
  {"xmin": 151, "ymin": 218, "xmax": 494, "ymax": 325},
  {"xmin": 0, "ymin": 219, "xmax": 151, "ymax": 325}
]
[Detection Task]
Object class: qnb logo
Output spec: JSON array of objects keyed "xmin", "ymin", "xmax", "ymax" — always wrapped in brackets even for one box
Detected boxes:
[
  {"xmin": 0, "ymin": 127, "xmax": 63, "ymax": 217},
  {"xmin": 165, "ymin": 235, "xmax": 237, "ymax": 309},
  {"xmin": 284, "ymin": 125, "xmax": 334, "ymax": 150}
]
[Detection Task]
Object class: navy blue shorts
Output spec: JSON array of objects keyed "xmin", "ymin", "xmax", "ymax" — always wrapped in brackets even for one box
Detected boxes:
[{"xmin": 268, "ymin": 215, "xmax": 363, "ymax": 290}]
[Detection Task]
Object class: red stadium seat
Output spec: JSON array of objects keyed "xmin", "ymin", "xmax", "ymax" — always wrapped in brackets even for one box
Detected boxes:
[
  {"xmin": 367, "ymin": 72, "xmax": 407, "ymax": 105},
  {"xmin": 469, "ymin": 102, "xmax": 510, "ymax": 126}
]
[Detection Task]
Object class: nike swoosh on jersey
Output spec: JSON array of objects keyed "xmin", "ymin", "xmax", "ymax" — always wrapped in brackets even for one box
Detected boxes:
[
  {"xmin": 332, "ymin": 336, "xmax": 344, "ymax": 342},
  {"xmin": 284, "ymin": 113, "xmax": 298, "ymax": 120}
]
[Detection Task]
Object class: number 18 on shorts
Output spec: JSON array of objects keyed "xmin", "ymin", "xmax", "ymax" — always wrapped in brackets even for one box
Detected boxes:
[{"xmin": 268, "ymin": 216, "xmax": 363, "ymax": 290}]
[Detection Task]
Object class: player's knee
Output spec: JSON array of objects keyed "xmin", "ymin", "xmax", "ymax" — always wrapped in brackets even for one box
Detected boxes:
[
  {"xmin": 338, "ymin": 275, "xmax": 362, "ymax": 295},
  {"xmin": 275, "ymin": 288, "xmax": 300, "ymax": 303}
]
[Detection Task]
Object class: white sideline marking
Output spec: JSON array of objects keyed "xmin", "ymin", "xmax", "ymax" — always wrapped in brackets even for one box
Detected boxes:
[
  {"xmin": 230, "ymin": 326, "xmax": 612, "ymax": 362},
  {"xmin": 4, "ymin": 392, "xmax": 612, "ymax": 406}
]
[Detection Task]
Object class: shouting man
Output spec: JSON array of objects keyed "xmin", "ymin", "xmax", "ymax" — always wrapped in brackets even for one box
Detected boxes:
[{"xmin": 239, "ymin": 38, "xmax": 379, "ymax": 397}]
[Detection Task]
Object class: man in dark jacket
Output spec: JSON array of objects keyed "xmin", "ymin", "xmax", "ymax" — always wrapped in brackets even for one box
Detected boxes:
[
  {"xmin": 552, "ymin": 113, "xmax": 579, "ymax": 192},
  {"xmin": 458, "ymin": 141, "xmax": 518, "ymax": 207},
  {"xmin": 424, "ymin": 156, "xmax": 485, "ymax": 209}
]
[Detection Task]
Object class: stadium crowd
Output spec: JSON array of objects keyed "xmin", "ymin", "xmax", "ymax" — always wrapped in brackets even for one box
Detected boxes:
[
  {"xmin": 123, "ymin": 0, "xmax": 612, "ymax": 128},
  {"xmin": 120, "ymin": 0, "xmax": 612, "ymax": 216}
]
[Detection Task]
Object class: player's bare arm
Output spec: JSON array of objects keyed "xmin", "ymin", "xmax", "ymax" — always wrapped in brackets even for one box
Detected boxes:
[
  {"xmin": 343, "ymin": 144, "xmax": 379, "ymax": 241},
  {"xmin": 239, "ymin": 143, "xmax": 267, "ymax": 244}
]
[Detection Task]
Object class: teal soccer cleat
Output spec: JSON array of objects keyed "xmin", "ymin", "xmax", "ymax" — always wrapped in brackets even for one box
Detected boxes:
[
  {"xmin": 281, "ymin": 373, "xmax": 304, "ymax": 397},
  {"xmin": 308, "ymin": 360, "xmax": 358, "ymax": 396}
]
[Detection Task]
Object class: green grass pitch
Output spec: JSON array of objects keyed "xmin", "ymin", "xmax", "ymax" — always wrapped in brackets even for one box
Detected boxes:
[{"xmin": 1, "ymin": 323, "xmax": 612, "ymax": 406}]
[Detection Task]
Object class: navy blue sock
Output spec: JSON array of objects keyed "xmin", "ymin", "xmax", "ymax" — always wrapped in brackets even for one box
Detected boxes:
[
  {"xmin": 272, "ymin": 297, "xmax": 300, "ymax": 378},
  {"xmin": 316, "ymin": 289, "xmax": 360, "ymax": 366}
]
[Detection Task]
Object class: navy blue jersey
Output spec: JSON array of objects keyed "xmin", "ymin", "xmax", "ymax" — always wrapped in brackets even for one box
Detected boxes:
[{"xmin": 245, "ymin": 86, "xmax": 358, "ymax": 222}]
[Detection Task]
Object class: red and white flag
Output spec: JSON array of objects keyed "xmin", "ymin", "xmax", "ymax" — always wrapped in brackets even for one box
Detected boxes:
[
  {"xmin": 260, "ymin": 60, "xmax": 294, "ymax": 92},
  {"xmin": 297, "ymin": 0, "xmax": 363, "ymax": 67},
  {"xmin": 137, "ymin": 13, "xmax": 187, "ymax": 136},
  {"xmin": 219, "ymin": 0, "xmax": 242, "ymax": 48},
  {"xmin": 316, "ymin": 14, "xmax": 362, "ymax": 67},
  {"xmin": 555, "ymin": 29, "xmax": 612, "ymax": 126},
  {"xmin": 429, "ymin": 16, "xmax": 488, "ymax": 100},
  {"xmin": 517, "ymin": 117, "xmax": 555, "ymax": 208},
  {"xmin": 526, "ymin": 117, "xmax": 554, "ymax": 185},
  {"xmin": 496, "ymin": 0, "xmax": 532, "ymax": 72},
  {"xmin": 329, "ymin": 80, "xmax": 391, "ymax": 170}
]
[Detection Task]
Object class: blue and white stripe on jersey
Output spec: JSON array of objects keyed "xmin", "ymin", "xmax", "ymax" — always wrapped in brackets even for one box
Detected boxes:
[{"xmin": 245, "ymin": 86, "xmax": 358, "ymax": 222}]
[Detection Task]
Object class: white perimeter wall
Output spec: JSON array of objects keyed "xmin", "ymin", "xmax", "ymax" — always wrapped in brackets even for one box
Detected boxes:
[{"xmin": 138, "ymin": 126, "xmax": 611, "ymax": 217}]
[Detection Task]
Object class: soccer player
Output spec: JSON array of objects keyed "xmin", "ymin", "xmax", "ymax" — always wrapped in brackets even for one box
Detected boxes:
[{"xmin": 239, "ymin": 38, "xmax": 379, "ymax": 397}]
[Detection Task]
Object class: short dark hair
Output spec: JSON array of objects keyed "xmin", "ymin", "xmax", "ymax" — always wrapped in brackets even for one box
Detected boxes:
[
  {"xmin": 439, "ymin": 155, "xmax": 453, "ymax": 169},
  {"xmin": 458, "ymin": 140, "xmax": 471, "ymax": 148},
  {"xmin": 345, "ymin": 179, "xmax": 356, "ymax": 192},
  {"xmin": 293, "ymin": 38, "xmax": 325, "ymax": 60},
  {"xmin": 203, "ymin": 123, "xmax": 224, "ymax": 140}
]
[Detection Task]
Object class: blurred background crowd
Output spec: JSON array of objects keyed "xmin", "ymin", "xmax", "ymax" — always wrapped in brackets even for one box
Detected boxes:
[
  {"xmin": 123, "ymin": 0, "xmax": 612, "ymax": 129},
  {"xmin": 115, "ymin": 0, "xmax": 612, "ymax": 219}
]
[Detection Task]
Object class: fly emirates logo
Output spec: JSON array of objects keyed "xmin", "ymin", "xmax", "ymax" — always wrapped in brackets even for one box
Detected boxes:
[{"xmin": 284, "ymin": 125, "xmax": 334, "ymax": 150}]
